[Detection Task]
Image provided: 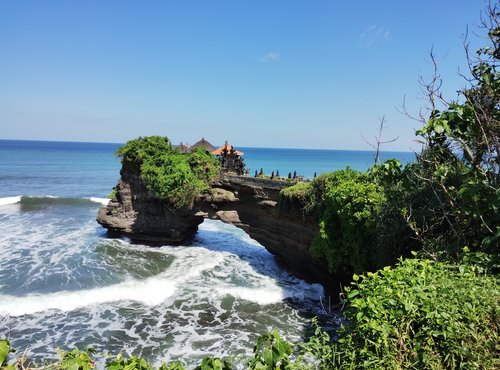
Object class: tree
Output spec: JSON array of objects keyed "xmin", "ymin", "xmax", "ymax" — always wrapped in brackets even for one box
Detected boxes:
[
  {"xmin": 362, "ymin": 115, "xmax": 399, "ymax": 165},
  {"xmin": 398, "ymin": 3, "xmax": 500, "ymax": 255}
]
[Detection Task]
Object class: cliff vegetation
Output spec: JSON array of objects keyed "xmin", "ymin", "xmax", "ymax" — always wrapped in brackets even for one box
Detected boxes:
[{"xmin": 115, "ymin": 136, "xmax": 219, "ymax": 209}]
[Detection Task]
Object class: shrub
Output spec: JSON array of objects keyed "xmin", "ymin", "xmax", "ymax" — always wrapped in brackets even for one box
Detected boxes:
[
  {"xmin": 247, "ymin": 329, "xmax": 292, "ymax": 370},
  {"xmin": 194, "ymin": 357, "xmax": 233, "ymax": 370},
  {"xmin": 308, "ymin": 169, "xmax": 385, "ymax": 274},
  {"xmin": 280, "ymin": 182, "xmax": 312, "ymax": 203},
  {"xmin": 115, "ymin": 136, "xmax": 219, "ymax": 209},
  {"xmin": 324, "ymin": 257, "xmax": 500, "ymax": 369},
  {"xmin": 115, "ymin": 136, "xmax": 175, "ymax": 173}
]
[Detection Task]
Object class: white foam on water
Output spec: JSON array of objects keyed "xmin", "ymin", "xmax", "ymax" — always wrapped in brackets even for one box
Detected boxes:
[
  {"xmin": 0, "ymin": 215, "xmax": 333, "ymax": 367},
  {"xmin": 0, "ymin": 216, "xmax": 103, "ymax": 293},
  {"xmin": 0, "ymin": 195, "xmax": 21, "ymax": 205},
  {"xmin": 0, "ymin": 274, "xmax": 177, "ymax": 317},
  {"xmin": 219, "ymin": 286, "xmax": 284, "ymax": 305},
  {"xmin": 89, "ymin": 197, "xmax": 110, "ymax": 206},
  {"xmin": 196, "ymin": 219, "xmax": 325, "ymax": 302},
  {"xmin": 0, "ymin": 237, "xmax": 228, "ymax": 317}
]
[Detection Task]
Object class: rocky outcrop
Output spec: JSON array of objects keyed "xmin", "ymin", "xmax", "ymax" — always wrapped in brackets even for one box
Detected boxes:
[
  {"xmin": 97, "ymin": 170, "xmax": 204, "ymax": 244},
  {"xmin": 97, "ymin": 173, "xmax": 341, "ymax": 296}
]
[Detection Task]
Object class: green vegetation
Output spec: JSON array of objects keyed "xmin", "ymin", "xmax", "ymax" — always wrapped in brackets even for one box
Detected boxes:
[
  {"xmin": 279, "ymin": 4, "xmax": 499, "ymax": 274},
  {"xmin": 108, "ymin": 188, "xmax": 117, "ymax": 200},
  {"xmin": 284, "ymin": 6, "xmax": 499, "ymax": 367},
  {"xmin": 115, "ymin": 136, "xmax": 219, "ymax": 209},
  {"xmin": 330, "ymin": 256, "xmax": 500, "ymax": 369},
  {"xmin": 279, "ymin": 181, "xmax": 312, "ymax": 202},
  {"xmin": 307, "ymin": 169, "xmax": 385, "ymax": 274},
  {"xmin": 247, "ymin": 329, "xmax": 292, "ymax": 369}
]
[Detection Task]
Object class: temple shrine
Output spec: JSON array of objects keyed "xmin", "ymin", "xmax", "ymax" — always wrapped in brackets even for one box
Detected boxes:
[
  {"xmin": 178, "ymin": 139, "xmax": 248, "ymax": 175},
  {"xmin": 212, "ymin": 141, "xmax": 247, "ymax": 175}
]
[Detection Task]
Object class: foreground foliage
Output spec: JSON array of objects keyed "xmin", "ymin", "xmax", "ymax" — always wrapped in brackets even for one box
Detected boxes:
[
  {"xmin": 332, "ymin": 256, "xmax": 500, "ymax": 369},
  {"xmin": 115, "ymin": 136, "xmax": 219, "ymax": 209}
]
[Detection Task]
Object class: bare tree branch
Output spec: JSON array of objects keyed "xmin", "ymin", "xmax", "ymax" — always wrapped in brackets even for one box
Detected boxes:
[{"xmin": 362, "ymin": 115, "xmax": 399, "ymax": 165}]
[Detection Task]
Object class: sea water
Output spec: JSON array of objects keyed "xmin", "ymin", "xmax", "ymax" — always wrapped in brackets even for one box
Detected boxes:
[{"xmin": 0, "ymin": 140, "xmax": 413, "ymax": 367}]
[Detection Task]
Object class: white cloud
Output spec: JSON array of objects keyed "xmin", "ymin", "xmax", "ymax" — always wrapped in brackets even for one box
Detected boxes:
[
  {"xmin": 359, "ymin": 25, "xmax": 391, "ymax": 47},
  {"xmin": 259, "ymin": 51, "xmax": 280, "ymax": 63}
]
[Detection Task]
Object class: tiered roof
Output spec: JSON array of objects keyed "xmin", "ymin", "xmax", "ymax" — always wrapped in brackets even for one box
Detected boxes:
[{"xmin": 212, "ymin": 141, "xmax": 244, "ymax": 156}]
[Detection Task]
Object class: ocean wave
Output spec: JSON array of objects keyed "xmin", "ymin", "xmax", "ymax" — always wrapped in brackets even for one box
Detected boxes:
[
  {"xmin": 0, "ymin": 275, "xmax": 177, "ymax": 317},
  {"xmin": 217, "ymin": 279, "xmax": 324, "ymax": 305},
  {"xmin": 0, "ymin": 195, "xmax": 109, "ymax": 208},
  {"xmin": 0, "ymin": 243, "xmax": 226, "ymax": 316},
  {"xmin": 218, "ymin": 286, "xmax": 284, "ymax": 305},
  {"xmin": 89, "ymin": 197, "xmax": 110, "ymax": 206},
  {"xmin": 0, "ymin": 195, "xmax": 22, "ymax": 205}
]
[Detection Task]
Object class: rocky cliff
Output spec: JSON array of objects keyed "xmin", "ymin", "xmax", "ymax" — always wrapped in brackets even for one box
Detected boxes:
[
  {"xmin": 97, "ymin": 171, "xmax": 341, "ymax": 296},
  {"xmin": 97, "ymin": 169, "xmax": 204, "ymax": 244}
]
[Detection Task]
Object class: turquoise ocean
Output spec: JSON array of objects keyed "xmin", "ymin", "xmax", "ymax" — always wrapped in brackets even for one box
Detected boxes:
[{"xmin": 0, "ymin": 140, "xmax": 414, "ymax": 367}]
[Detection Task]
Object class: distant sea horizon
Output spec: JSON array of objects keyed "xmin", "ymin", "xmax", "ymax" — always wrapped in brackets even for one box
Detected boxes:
[
  {"xmin": 0, "ymin": 139, "xmax": 415, "ymax": 181},
  {"xmin": 0, "ymin": 137, "xmax": 416, "ymax": 152}
]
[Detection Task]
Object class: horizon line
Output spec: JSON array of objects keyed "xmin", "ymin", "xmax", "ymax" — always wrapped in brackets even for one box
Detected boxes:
[{"xmin": 0, "ymin": 138, "xmax": 417, "ymax": 153}]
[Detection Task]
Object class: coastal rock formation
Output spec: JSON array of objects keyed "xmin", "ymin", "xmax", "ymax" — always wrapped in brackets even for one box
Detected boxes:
[
  {"xmin": 97, "ymin": 173, "xmax": 340, "ymax": 295},
  {"xmin": 97, "ymin": 170, "xmax": 204, "ymax": 244}
]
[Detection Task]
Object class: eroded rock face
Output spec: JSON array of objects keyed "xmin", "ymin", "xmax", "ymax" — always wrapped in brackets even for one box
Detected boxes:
[
  {"xmin": 97, "ymin": 170, "xmax": 204, "ymax": 244},
  {"xmin": 97, "ymin": 173, "xmax": 341, "ymax": 296}
]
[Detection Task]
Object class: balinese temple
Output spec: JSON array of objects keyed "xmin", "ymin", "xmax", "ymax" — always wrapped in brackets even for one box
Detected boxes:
[
  {"xmin": 212, "ymin": 141, "xmax": 247, "ymax": 175},
  {"xmin": 178, "ymin": 138, "xmax": 217, "ymax": 154},
  {"xmin": 188, "ymin": 138, "xmax": 217, "ymax": 153},
  {"xmin": 178, "ymin": 142, "xmax": 190, "ymax": 154}
]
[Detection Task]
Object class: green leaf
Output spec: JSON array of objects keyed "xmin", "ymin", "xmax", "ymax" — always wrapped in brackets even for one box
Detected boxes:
[
  {"xmin": 0, "ymin": 340, "xmax": 10, "ymax": 366},
  {"xmin": 433, "ymin": 123, "xmax": 445, "ymax": 134}
]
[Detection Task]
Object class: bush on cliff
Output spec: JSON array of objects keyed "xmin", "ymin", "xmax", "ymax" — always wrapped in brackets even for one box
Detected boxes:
[
  {"xmin": 281, "ymin": 169, "xmax": 386, "ymax": 275},
  {"xmin": 309, "ymin": 170, "xmax": 385, "ymax": 274},
  {"xmin": 318, "ymin": 256, "xmax": 500, "ymax": 369},
  {"xmin": 116, "ymin": 136, "xmax": 219, "ymax": 208}
]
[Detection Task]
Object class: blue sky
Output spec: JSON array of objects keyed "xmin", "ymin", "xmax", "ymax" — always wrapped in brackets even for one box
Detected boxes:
[{"xmin": 0, "ymin": 1, "xmax": 488, "ymax": 150}]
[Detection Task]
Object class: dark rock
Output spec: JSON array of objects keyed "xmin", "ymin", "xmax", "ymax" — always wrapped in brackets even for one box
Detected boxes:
[{"xmin": 96, "ymin": 170, "xmax": 204, "ymax": 245}]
